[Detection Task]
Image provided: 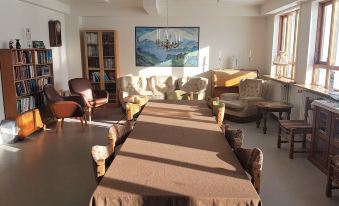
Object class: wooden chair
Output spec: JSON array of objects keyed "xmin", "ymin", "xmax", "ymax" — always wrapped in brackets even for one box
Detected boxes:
[
  {"xmin": 235, "ymin": 147, "xmax": 263, "ymax": 193},
  {"xmin": 277, "ymin": 97, "xmax": 314, "ymax": 159},
  {"xmin": 326, "ymin": 155, "xmax": 339, "ymax": 197},
  {"xmin": 91, "ymin": 121, "xmax": 135, "ymax": 182}
]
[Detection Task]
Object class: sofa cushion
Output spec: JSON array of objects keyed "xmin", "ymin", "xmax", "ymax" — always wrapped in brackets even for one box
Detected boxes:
[
  {"xmin": 220, "ymin": 100, "xmax": 245, "ymax": 110},
  {"xmin": 119, "ymin": 76, "xmax": 148, "ymax": 95},
  {"xmin": 166, "ymin": 90, "xmax": 187, "ymax": 100}
]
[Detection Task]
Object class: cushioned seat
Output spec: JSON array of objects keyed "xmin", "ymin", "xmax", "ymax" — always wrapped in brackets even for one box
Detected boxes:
[
  {"xmin": 89, "ymin": 98, "xmax": 109, "ymax": 107},
  {"xmin": 177, "ymin": 77, "xmax": 208, "ymax": 100}
]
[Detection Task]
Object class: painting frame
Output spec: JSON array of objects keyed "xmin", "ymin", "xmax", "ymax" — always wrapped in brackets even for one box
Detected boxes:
[{"xmin": 135, "ymin": 26, "xmax": 200, "ymax": 67}]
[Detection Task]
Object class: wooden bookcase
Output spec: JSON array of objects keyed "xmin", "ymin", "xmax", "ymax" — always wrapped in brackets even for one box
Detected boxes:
[
  {"xmin": 0, "ymin": 49, "xmax": 54, "ymax": 121},
  {"xmin": 81, "ymin": 30, "xmax": 120, "ymax": 103}
]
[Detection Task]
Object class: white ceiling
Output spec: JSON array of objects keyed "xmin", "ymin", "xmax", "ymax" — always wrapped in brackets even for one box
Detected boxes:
[{"xmin": 58, "ymin": 0, "xmax": 267, "ymax": 6}]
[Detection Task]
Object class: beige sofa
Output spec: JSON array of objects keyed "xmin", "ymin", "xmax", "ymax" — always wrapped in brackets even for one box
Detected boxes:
[
  {"xmin": 219, "ymin": 79, "xmax": 267, "ymax": 122},
  {"xmin": 118, "ymin": 76, "xmax": 208, "ymax": 107}
]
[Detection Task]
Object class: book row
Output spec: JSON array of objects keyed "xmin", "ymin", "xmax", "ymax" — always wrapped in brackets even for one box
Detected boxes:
[
  {"xmin": 14, "ymin": 65, "xmax": 34, "ymax": 80},
  {"xmin": 87, "ymin": 45, "xmax": 99, "ymax": 57},
  {"xmin": 104, "ymin": 71, "xmax": 115, "ymax": 82},
  {"xmin": 12, "ymin": 50, "xmax": 33, "ymax": 65},
  {"xmin": 36, "ymin": 50, "xmax": 53, "ymax": 64},
  {"xmin": 87, "ymin": 33, "xmax": 98, "ymax": 44},
  {"xmin": 15, "ymin": 78, "xmax": 51, "ymax": 96},
  {"xmin": 90, "ymin": 72, "xmax": 101, "ymax": 83},
  {"xmin": 104, "ymin": 58, "xmax": 115, "ymax": 69},
  {"xmin": 16, "ymin": 93, "xmax": 46, "ymax": 114},
  {"xmin": 36, "ymin": 66, "xmax": 50, "ymax": 76}
]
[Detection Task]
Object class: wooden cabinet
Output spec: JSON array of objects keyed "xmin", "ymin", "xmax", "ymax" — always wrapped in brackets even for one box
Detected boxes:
[
  {"xmin": 310, "ymin": 103, "xmax": 339, "ymax": 173},
  {"xmin": 81, "ymin": 30, "xmax": 120, "ymax": 103}
]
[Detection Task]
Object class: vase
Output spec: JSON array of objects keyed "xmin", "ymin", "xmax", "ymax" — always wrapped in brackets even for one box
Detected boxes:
[{"xmin": 16, "ymin": 39, "xmax": 21, "ymax": 49}]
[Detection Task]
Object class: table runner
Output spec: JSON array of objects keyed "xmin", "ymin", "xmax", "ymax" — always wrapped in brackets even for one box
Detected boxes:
[{"xmin": 90, "ymin": 101, "xmax": 261, "ymax": 206}]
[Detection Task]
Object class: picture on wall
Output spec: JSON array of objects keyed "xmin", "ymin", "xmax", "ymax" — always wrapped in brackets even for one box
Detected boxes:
[{"xmin": 135, "ymin": 27, "xmax": 200, "ymax": 67}]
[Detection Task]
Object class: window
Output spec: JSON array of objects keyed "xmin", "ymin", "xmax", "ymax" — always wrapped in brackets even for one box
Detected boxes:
[
  {"xmin": 313, "ymin": 0, "xmax": 339, "ymax": 89},
  {"xmin": 276, "ymin": 10, "xmax": 300, "ymax": 79}
]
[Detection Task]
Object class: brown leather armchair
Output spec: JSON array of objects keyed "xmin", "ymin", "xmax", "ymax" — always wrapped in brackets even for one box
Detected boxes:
[
  {"xmin": 68, "ymin": 78, "xmax": 109, "ymax": 122},
  {"xmin": 43, "ymin": 84, "xmax": 86, "ymax": 132}
]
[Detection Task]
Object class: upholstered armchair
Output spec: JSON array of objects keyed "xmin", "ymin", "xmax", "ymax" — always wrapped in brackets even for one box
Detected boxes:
[
  {"xmin": 220, "ymin": 79, "xmax": 266, "ymax": 122},
  {"xmin": 176, "ymin": 77, "xmax": 208, "ymax": 100},
  {"xmin": 326, "ymin": 155, "xmax": 339, "ymax": 197},
  {"xmin": 149, "ymin": 76, "xmax": 177, "ymax": 100},
  {"xmin": 68, "ymin": 78, "xmax": 109, "ymax": 122},
  {"xmin": 118, "ymin": 76, "xmax": 150, "ymax": 109},
  {"xmin": 235, "ymin": 147, "xmax": 263, "ymax": 193},
  {"xmin": 223, "ymin": 128, "xmax": 244, "ymax": 150},
  {"xmin": 43, "ymin": 84, "xmax": 86, "ymax": 132}
]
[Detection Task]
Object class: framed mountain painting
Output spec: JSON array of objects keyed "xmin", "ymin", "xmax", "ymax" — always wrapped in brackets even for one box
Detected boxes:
[{"xmin": 135, "ymin": 27, "xmax": 200, "ymax": 67}]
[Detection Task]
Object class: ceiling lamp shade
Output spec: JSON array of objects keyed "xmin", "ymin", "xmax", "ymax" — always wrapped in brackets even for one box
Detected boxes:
[{"xmin": 273, "ymin": 51, "xmax": 289, "ymax": 66}]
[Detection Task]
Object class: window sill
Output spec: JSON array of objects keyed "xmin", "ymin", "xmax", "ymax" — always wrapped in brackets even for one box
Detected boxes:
[
  {"xmin": 263, "ymin": 75, "xmax": 296, "ymax": 84},
  {"xmin": 294, "ymin": 84, "xmax": 331, "ymax": 97}
]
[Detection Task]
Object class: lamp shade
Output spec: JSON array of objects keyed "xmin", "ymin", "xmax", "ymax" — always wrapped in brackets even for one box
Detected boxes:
[{"xmin": 273, "ymin": 52, "xmax": 289, "ymax": 65}]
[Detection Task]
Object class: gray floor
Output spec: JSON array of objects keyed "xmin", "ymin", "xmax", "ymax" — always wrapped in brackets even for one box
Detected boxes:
[{"xmin": 0, "ymin": 104, "xmax": 338, "ymax": 206}]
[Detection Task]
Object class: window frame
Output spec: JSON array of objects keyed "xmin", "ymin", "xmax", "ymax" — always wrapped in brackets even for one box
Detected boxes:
[
  {"xmin": 313, "ymin": 0, "xmax": 339, "ymax": 89},
  {"xmin": 276, "ymin": 10, "xmax": 300, "ymax": 80}
]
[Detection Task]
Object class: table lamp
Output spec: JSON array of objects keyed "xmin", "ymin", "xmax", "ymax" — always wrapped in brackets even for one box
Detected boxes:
[{"xmin": 273, "ymin": 51, "xmax": 288, "ymax": 77}]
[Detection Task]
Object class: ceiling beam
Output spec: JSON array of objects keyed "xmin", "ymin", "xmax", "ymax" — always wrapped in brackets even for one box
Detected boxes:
[
  {"xmin": 143, "ymin": 0, "xmax": 160, "ymax": 16},
  {"xmin": 18, "ymin": 0, "xmax": 71, "ymax": 14}
]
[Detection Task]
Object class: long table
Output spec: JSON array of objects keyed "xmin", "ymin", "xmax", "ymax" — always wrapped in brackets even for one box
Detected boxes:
[{"xmin": 90, "ymin": 101, "xmax": 261, "ymax": 206}]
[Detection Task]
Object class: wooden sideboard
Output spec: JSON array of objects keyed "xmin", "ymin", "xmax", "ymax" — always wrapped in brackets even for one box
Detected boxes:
[
  {"xmin": 309, "ymin": 100, "xmax": 339, "ymax": 173},
  {"xmin": 211, "ymin": 69, "xmax": 258, "ymax": 98}
]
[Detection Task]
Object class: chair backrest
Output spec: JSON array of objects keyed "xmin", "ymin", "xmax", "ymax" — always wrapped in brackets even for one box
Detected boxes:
[
  {"xmin": 177, "ymin": 77, "xmax": 208, "ymax": 93},
  {"xmin": 224, "ymin": 129, "xmax": 243, "ymax": 150},
  {"xmin": 235, "ymin": 147, "xmax": 263, "ymax": 193},
  {"xmin": 304, "ymin": 97, "xmax": 314, "ymax": 122},
  {"xmin": 68, "ymin": 78, "xmax": 94, "ymax": 101},
  {"xmin": 118, "ymin": 76, "xmax": 148, "ymax": 95},
  {"xmin": 149, "ymin": 76, "xmax": 177, "ymax": 95},
  {"xmin": 239, "ymin": 79, "xmax": 264, "ymax": 98},
  {"xmin": 43, "ymin": 84, "xmax": 63, "ymax": 103}
]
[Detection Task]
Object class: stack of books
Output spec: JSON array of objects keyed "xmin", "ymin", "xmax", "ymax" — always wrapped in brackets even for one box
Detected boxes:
[
  {"xmin": 104, "ymin": 58, "xmax": 115, "ymax": 68},
  {"xmin": 36, "ymin": 66, "xmax": 50, "ymax": 76},
  {"xmin": 87, "ymin": 33, "xmax": 98, "ymax": 44}
]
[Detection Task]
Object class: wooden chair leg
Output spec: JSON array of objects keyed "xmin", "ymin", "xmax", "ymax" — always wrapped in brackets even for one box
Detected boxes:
[
  {"xmin": 326, "ymin": 158, "xmax": 333, "ymax": 197},
  {"xmin": 61, "ymin": 118, "xmax": 64, "ymax": 128},
  {"xmin": 55, "ymin": 119, "xmax": 61, "ymax": 133},
  {"xmin": 84, "ymin": 115, "xmax": 88, "ymax": 125},
  {"xmin": 88, "ymin": 108, "xmax": 92, "ymax": 123},
  {"xmin": 302, "ymin": 133, "xmax": 307, "ymax": 149},
  {"xmin": 80, "ymin": 117, "xmax": 85, "ymax": 131},
  {"xmin": 277, "ymin": 125, "xmax": 282, "ymax": 148},
  {"xmin": 289, "ymin": 132, "xmax": 295, "ymax": 159}
]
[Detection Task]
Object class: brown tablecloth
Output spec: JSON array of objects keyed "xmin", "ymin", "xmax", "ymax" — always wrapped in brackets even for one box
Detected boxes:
[{"xmin": 90, "ymin": 101, "xmax": 261, "ymax": 206}]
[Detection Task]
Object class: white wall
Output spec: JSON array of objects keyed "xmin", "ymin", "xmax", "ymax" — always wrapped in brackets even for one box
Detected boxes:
[
  {"xmin": 0, "ymin": 0, "xmax": 69, "ymax": 120},
  {"xmin": 80, "ymin": 16, "xmax": 266, "ymax": 78}
]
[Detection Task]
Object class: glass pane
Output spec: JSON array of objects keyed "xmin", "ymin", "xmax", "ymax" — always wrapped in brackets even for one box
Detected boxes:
[
  {"xmin": 333, "ymin": 71, "xmax": 339, "ymax": 90},
  {"xmin": 318, "ymin": 111, "xmax": 328, "ymax": 133},
  {"xmin": 320, "ymin": 4, "xmax": 333, "ymax": 62},
  {"xmin": 315, "ymin": 68, "xmax": 327, "ymax": 86},
  {"xmin": 280, "ymin": 16, "xmax": 288, "ymax": 52},
  {"xmin": 87, "ymin": 32, "xmax": 100, "ymax": 68},
  {"xmin": 314, "ymin": 137, "xmax": 326, "ymax": 162},
  {"xmin": 332, "ymin": 117, "xmax": 339, "ymax": 141},
  {"xmin": 334, "ymin": 2, "xmax": 339, "ymax": 66}
]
